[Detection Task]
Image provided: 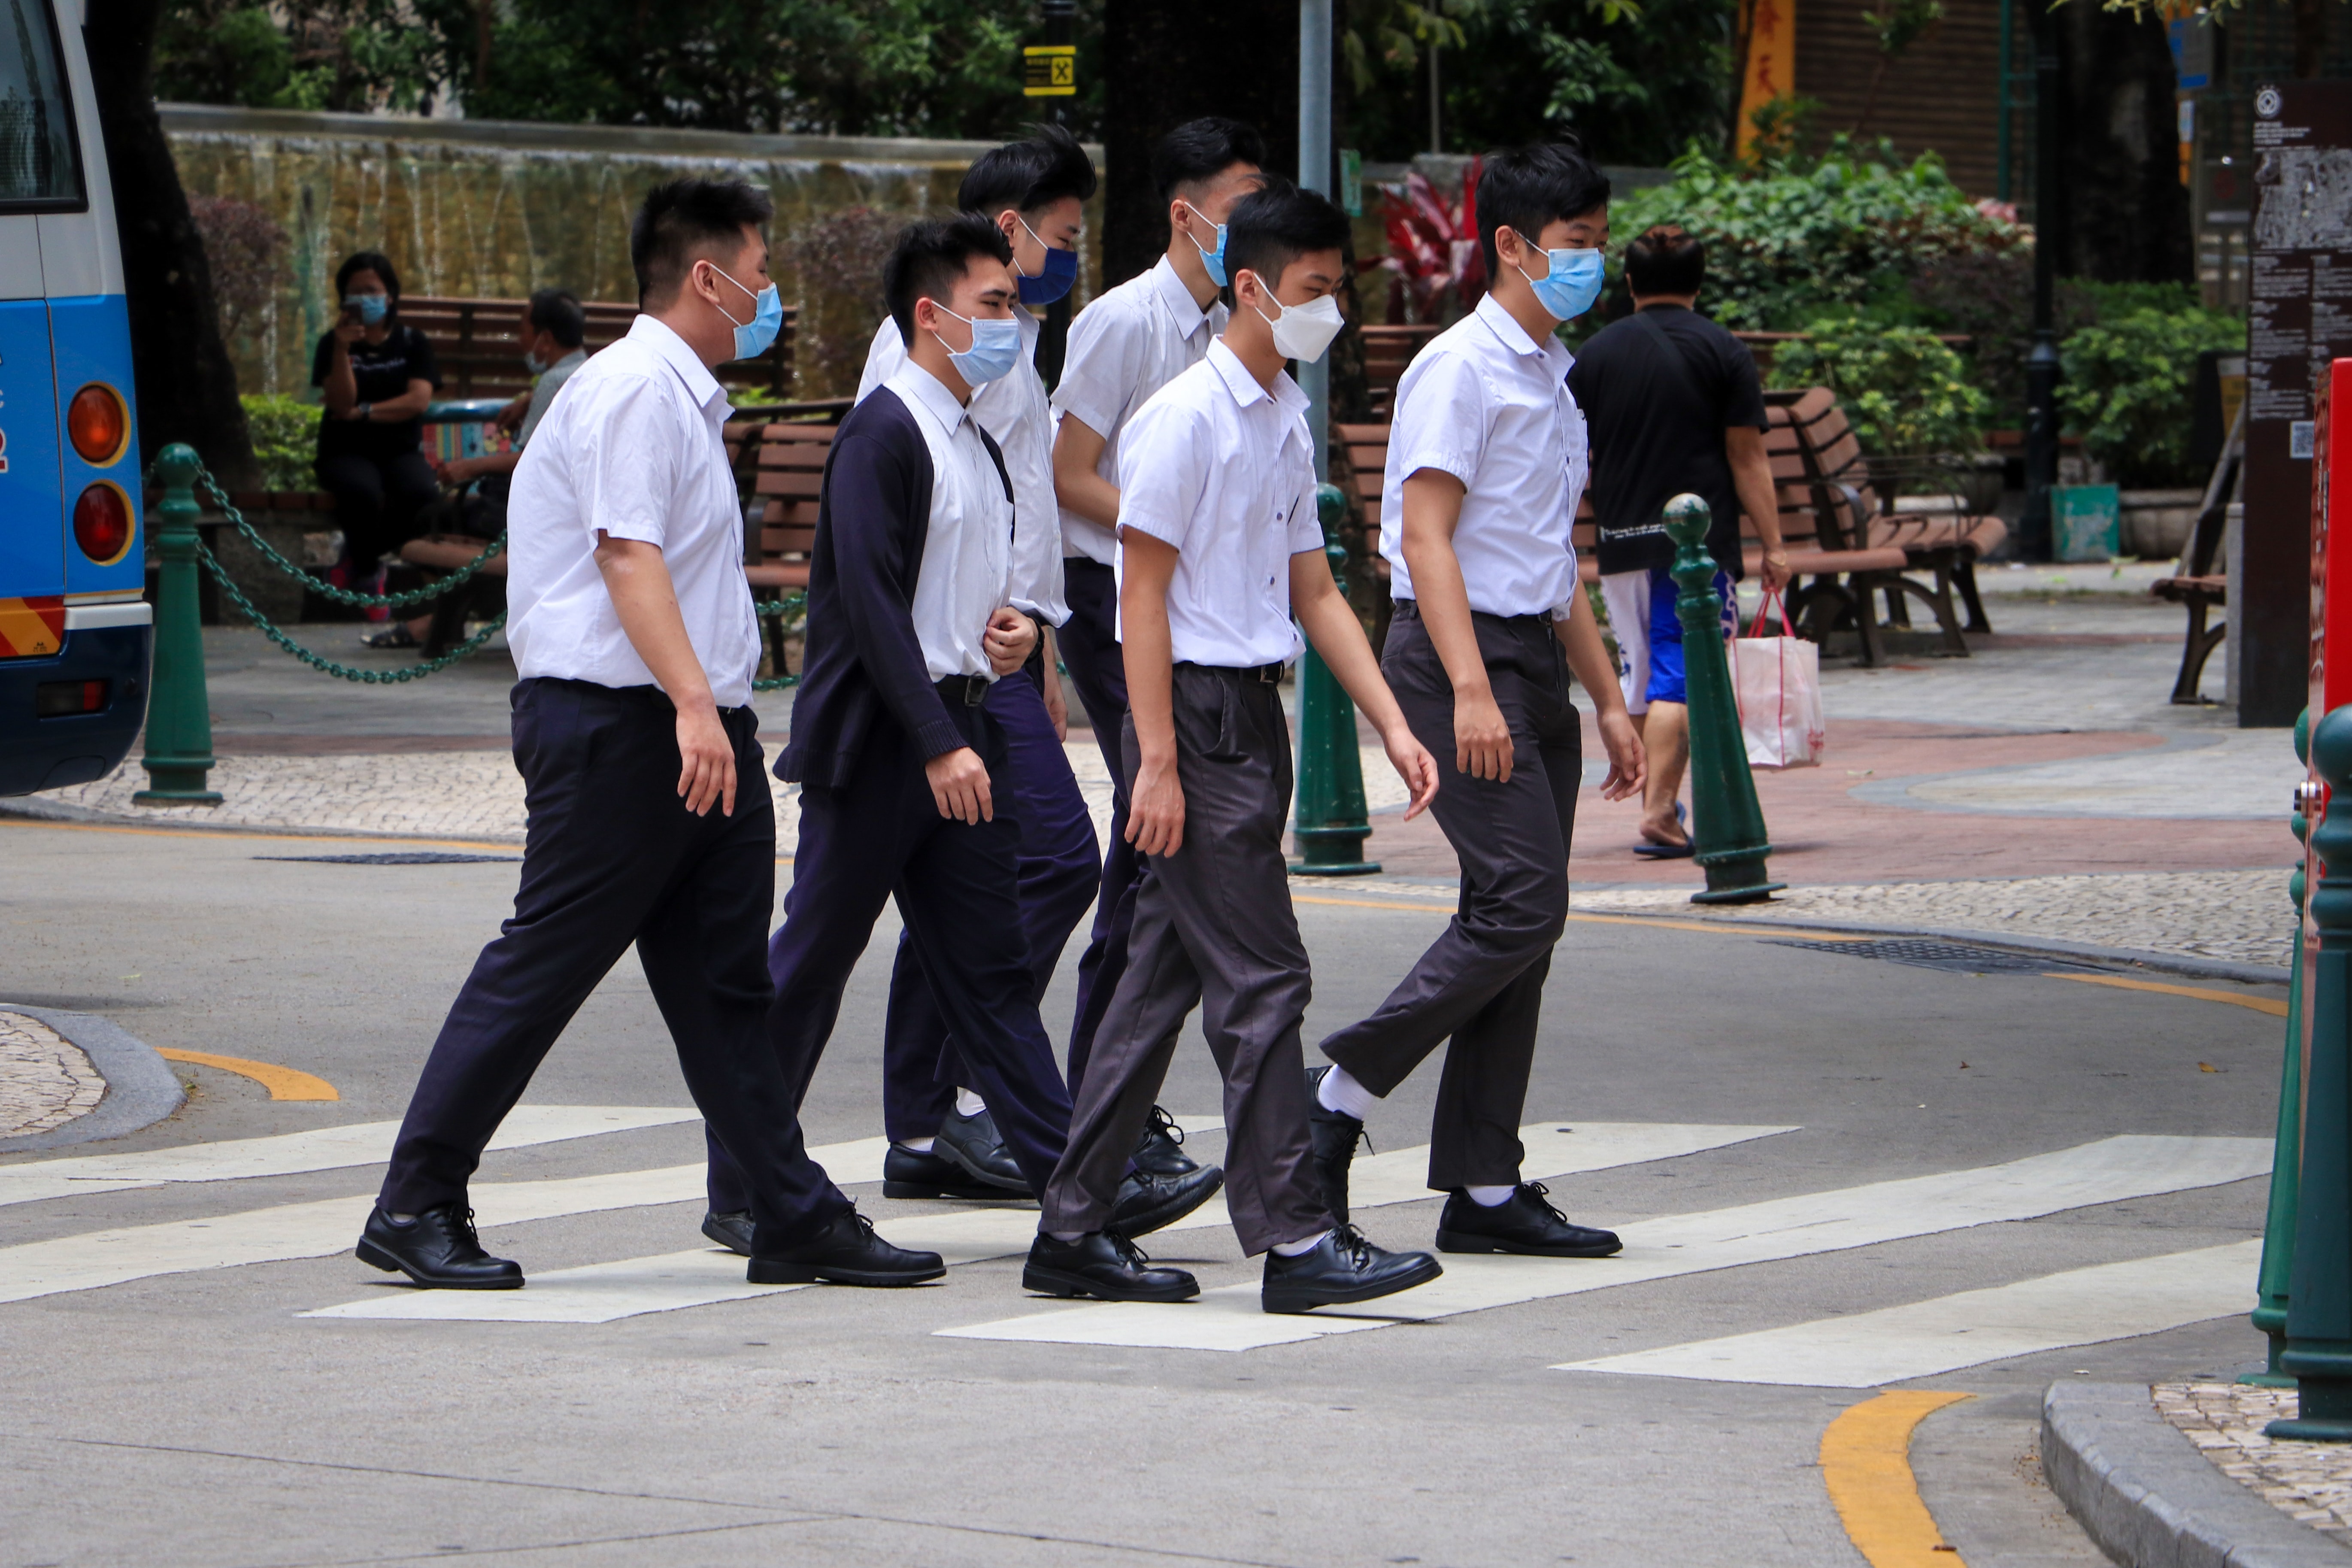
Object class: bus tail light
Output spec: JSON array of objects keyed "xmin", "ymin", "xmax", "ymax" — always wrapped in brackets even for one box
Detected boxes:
[
  {"xmin": 73, "ymin": 484, "xmax": 133, "ymax": 564},
  {"xmin": 35, "ymin": 680, "xmax": 109, "ymax": 717},
  {"xmin": 67, "ymin": 383, "xmax": 130, "ymax": 464}
]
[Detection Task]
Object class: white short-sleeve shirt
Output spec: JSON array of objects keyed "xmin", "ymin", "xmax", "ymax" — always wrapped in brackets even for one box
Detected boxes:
[
  {"xmin": 884, "ymin": 362, "xmax": 1017, "ymax": 683},
  {"xmin": 1115, "ymin": 340, "xmax": 1322, "ymax": 669},
  {"xmin": 1380, "ymin": 292, "xmax": 1588, "ymax": 620},
  {"xmin": 857, "ymin": 311, "xmax": 1066, "ymax": 627},
  {"xmin": 1052, "ymin": 255, "xmax": 1228, "ymax": 566},
  {"xmin": 506, "ymin": 314, "xmax": 761, "ymax": 707}
]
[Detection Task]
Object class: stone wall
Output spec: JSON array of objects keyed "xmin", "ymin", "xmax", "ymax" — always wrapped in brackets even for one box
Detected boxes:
[{"xmin": 164, "ymin": 105, "xmax": 1108, "ymax": 400}]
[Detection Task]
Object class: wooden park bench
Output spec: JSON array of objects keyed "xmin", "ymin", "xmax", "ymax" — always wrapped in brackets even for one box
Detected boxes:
[
  {"xmin": 401, "ymin": 294, "xmax": 800, "ymax": 402},
  {"xmin": 2149, "ymin": 405, "xmax": 2242, "ymax": 704},
  {"xmin": 1359, "ymin": 324, "xmax": 1442, "ymax": 419}
]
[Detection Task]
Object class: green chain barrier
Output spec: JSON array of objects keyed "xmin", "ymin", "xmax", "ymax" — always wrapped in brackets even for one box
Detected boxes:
[
  {"xmin": 191, "ymin": 466, "xmax": 504, "ymax": 610},
  {"xmin": 196, "ymin": 534, "xmax": 507, "ymax": 683}
]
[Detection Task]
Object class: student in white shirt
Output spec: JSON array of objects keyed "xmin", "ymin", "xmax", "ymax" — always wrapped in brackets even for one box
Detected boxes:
[
  {"xmin": 1032, "ymin": 180, "xmax": 1448, "ymax": 1315},
  {"xmin": 1310, "ymin": 143, "xmax": 1649, "ymax": 1262},
  {"xmin": 361, "ymin": 180, "xmax": 935, "ymax": 1291},
  {"xmin": 1047, "ymin": 118, "xmax": 1263, "ymax": 1174}
]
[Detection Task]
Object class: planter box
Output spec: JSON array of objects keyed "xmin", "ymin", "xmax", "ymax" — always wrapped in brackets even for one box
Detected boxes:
[{"xmin": 2118, "ymin": 489, "xmax": 2203, "ymax": 560}]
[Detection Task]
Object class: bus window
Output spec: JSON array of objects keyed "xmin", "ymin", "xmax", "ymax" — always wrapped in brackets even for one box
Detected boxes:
[{"xmin": 0, "ymin": 0, "xmax": 85, "ymax": 210}]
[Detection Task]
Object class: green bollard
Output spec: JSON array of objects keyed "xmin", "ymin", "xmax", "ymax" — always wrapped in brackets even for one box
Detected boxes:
[
  {"xmin": 134, "ymin": 444, "xmax": 221, "ymax": 805},
  {"xmin": 1291, "ymin": 483, "xmax": 1380, "ymax": 877},
  {"xmin": 2271, "ymin": 705, "xmax": 2352, "ymax": 1440},
  {"xmin": 1664, "ymin": 493, "xmax": 1783, "ymax": 905},
  {"xmin": 2248, "ymin": 707, "xmax": 2313, "ymax": 1388}
]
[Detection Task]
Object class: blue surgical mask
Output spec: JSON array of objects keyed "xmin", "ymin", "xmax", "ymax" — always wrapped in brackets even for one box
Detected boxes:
[
  {"xmin": 523, "ymin": 351, "xmax": 548, "ymax": 376},
  {"xmin": 1014, "ymin": 215, "xmax": 1080, "ymax": 306},
  {"xmin": 345, "ymin": 293, "xmax": 389, "ymax": 326},
  {"xmin": 1179, "ymin": 200, "xmax": 1229, "ymax": 288},
  {"xmin": 708, "ymin": 261, "xmax": 784, "ymax": 360},
  {"xmin": 934, "ymin": 306, "xmax": 1022, "ymax": 386},
  {"xmin": 1515, "ymin": 244, "xmax": 1606, "ymax": 322}
]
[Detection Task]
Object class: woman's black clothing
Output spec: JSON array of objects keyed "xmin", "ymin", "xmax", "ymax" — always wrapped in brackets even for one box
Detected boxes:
[
  {"xmin": 311, "ymin": 324, "xmax": 440, "ymax": 461},
  {"xmin": 311, "ymin": 323, "xmax": 444, "ymax": 575}
]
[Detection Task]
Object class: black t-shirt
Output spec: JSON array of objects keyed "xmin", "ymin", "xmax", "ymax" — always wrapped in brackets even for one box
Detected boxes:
[
  {"xmin": 1566, "ymin": 305, "xmax": 1767, "ymax": 578},
  {"xmin": 311, "ymin": 322, "xmax": 441, "ymax": 461}
]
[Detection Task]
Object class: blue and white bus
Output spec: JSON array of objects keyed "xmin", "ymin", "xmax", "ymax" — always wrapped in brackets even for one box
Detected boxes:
[{"xmin": 0, "ymin": 0, "xmax": 149, "ymax": 795}]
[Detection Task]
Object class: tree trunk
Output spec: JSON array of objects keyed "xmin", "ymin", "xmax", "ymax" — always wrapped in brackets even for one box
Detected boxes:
[
  {"xmin": 84, "ymin": 0, "xmax": 257, "ymax": 485},
  {"xmin": 2052, "ymin": 3, "xmax": 2191, "ymax": 286}
]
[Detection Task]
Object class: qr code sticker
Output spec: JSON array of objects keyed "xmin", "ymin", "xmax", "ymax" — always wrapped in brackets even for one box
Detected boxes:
[{"xmin": 2292, "ymin": 420, "xmax": 2316, "ymax": 459}]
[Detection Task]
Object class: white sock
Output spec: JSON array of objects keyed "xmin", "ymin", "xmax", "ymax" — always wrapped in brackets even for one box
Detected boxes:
[
  {"xmin": 1047, "ymin": 1230, "xmax": 1086, "ymax": 1243},
  {"xmin": 897, "ymin": 1137, "xmax": 935, "ymax": 1154},
  {"xmin": 955, "ymin": 1088, "xmax": 987, "ymax": 1118},
  {"xmin": 1465, "ymin": 1184, "xmax": 1517, "ymax": 1207},
  {"xmin": 1271, "ymin": 1229, "xmax": 1331, "ymax": 1256},
  {"xmin": 386, "ymin": 1212, "xmax": 415, "ymax": 1222},
  {"xmin": 1315, "ymin": 1065, "xmax": 1378, "ymax": 1121}
]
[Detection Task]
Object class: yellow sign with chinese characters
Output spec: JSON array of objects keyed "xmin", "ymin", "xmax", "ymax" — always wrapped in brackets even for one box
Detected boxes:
[{"xmin": 1024, "ymin": 45, "xmax": 1075, "ymax": 97}]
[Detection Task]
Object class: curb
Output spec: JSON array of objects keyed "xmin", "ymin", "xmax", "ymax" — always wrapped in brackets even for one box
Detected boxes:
[
  {"xmin": 0, "ymin": 1004, "xmax": 186, "ymax": 1154},
  {"xmin": 2042, "ymin": 1382, "xmax": 2352, "ymax": 1568}
]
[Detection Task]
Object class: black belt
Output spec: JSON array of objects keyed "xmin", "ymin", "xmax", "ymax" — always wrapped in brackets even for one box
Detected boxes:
[
  {"xmin": 935, "ymin": 673, "xmax": 991, "ymax": 707},
  {"xmin": 1179, "ymin": 659, "xmax": 1285, "ymax": 685},
  {"xmin": 1392, "ymin": 598, "xmax": 1552, "ymax": 630}
]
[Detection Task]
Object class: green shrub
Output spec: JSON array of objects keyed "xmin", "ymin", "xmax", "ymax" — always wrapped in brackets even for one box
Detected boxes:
[
  {"xmin": 2057, "ymin": 306, "xmax": 2244, "ymax": 488},
  {"xmin": 1767, "ymin": 313, "xmax": 1989, "ymax": 457},
  {"xmin": 240, "ymin": 393, "xmax": 318, "ymax": 491}
]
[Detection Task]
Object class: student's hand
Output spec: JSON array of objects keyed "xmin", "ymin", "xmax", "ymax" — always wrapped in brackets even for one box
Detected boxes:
[
  {"xmin": 983, "ymin": 607, "xmax": 1037, "ymax": 676},
  {"xmin": 1452, "ymin": 685, "xmax": 1514, "ymax": 783},
  {"xmin": 493, "ymin": 395, "xmax": 529, "ymax": 432},
  {"xmin": 1759, "ymin": 550, "xmax": 1792, "ymax": 594},
  {"xmin": 1385, "ymin": 728, "xmax": 1442, "ymax": 822},
  {"xmin": 675, "ymin": 702, "xmax": 737, "ymax": 818},
  {"xmin": 1042, "ymin": 660, "xmax": 1070, "ymax": 741},
  {"xmin": 1126, "ymin": 755, "xmax": 1186, "ymax": 858},
  {"xmin": 926, "ymin": 746, "xmax": 994, "ymax": 824},
  {"xmin": 1594, "ymin": 706, "xmax": 1646, "ymax": 803}
]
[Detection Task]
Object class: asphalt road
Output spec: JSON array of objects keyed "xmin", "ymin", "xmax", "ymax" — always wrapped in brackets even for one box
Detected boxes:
[{"xmin": 0, "ymin": 813, "xmax": 2293, "ymax": 1567}]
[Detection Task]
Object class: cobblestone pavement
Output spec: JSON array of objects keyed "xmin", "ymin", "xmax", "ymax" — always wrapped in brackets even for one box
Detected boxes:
[
  {"xmin": 2157, "ymin": 1383, "xmax": 2352, "ymax": 1547},
  {"xmin": 0, "ymin": 1012, "xmax": 103, "ymax": 1140}
]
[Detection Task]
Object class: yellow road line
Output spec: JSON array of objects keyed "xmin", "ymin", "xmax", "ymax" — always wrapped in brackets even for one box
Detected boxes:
[
  {"xmin": 156, "ymin": 1049, "xmax": 339, "ymax": 1101},
  {"xmin": 2045, "ymin": 972, "xmax": 2289, "ymax": 1017},
  {"xmin": 1821, "ymin": 1390, "xmax": 1973, "ymax": 1566}
]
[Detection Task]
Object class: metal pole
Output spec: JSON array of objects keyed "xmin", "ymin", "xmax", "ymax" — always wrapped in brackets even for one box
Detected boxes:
[
  {"xmin": 135, "ymin": 444, "xmax": 221, "ymax": 805},
  {"xmin": 1995, "ymin": 0, "xmax": 2013, "ymax": 205},
  {"xmin": 1429, "ymin": 43, "xmax": 1442, "ymax": 156},
  {"xmin": 1291, "ymin": 485, "xmax": 1380, "ymax": 875},
  {"xmin": 2020, "ymin": 0, "xmax": 2061, "ymax": 563},
  {"xmin": 2250, "ymin": 707, "xmax": 2315, "ymax": 1386},
  {"xmin": 1664, "ymin": 494, "xmax": 1783, "ymax": 904},
  {"xmin": 1034, "ymin": 0, "xmax": 1078, "ymax": 392},
  {"xmin": 1299, "ymin": 0, "xmax": 1331, "ymax": 480}
]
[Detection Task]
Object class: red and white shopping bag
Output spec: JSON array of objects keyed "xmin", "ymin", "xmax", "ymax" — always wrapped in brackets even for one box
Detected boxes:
[{"xmin": 1730, "ymin": 592, "xmax": 1824, "ymax": 770}]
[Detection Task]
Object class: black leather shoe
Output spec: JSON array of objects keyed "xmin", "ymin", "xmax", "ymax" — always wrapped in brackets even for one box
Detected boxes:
[
  {"xmin": 747, "ymin": 1208, "xmax": 945, "ymax": 1287},
  {"xmin": 1435, "ymin": 1183, "xmax": 1623, "ymax": 1258},
  {"xmin": 1024, "ymin": 1230, "xmax": 1198, "ymax": 1302},
  {"xmin": 933, "ymin": 1106, "xmax": 1031, "ymax": 1194},
  {"xmin": 357, "ymin": 1203, "xmax": 523, "ymax": 1290},
  {"xmin": 1132, "ymin": 1105, "xmax": 1202, "ymax": 1177},
  {"xmin": 702, "ymin": 1210, "xmax": 754, "ymax": 1257},
  {"xmin": 1110, "ymin": 1162, "xmax": 1224, "ymax": 1237},
  {"xmin": 883, "ymin": 1143, "xmax": 1031, "ymax": 1201},
  {"xmin": 1262, "ymin": 1224, "xmax": 1441, "ymax": 1314},
  {"xmin": 1305, "ymin": 1065, "xmax": 1369, "ymax": 1224}
]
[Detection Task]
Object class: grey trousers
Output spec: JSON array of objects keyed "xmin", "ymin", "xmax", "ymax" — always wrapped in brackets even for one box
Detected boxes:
[
  {"xmin": 1317, "ymin": 605, "xmax": 1579, "ymax": 1190},
  {"xmin": 1041, "ymin": 662, "xmax": 1334, "ymax": 1255}
]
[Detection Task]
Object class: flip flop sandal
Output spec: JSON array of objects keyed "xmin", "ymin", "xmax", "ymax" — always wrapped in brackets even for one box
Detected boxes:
[
  {"xmin": 361, "ymin": 625, "xmax": 419, "ymax": 650},
  {"xmin": 1632, "ymin": 839, "xmax": 1695, "ymax": 859}
]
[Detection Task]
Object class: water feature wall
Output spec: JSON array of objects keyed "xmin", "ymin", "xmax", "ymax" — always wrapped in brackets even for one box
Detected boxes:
[{"xmin": 163, "ymin": 104, "xmax": 1107, "ymax": 400}]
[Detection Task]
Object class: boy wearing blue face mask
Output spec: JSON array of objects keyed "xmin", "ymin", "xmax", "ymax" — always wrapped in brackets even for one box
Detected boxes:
[{"xmin": 1307, "ymin": 143, "xmax": 1649, "ymax": 1263}]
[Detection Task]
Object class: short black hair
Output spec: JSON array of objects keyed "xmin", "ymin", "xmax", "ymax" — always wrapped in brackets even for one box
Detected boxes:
[
  {"xmin": 630, "ymin": 179, "xmax": 774, "ymax": 308},
  {"xmin": 1223, "ymin": 177, "xmax": 1351, "ymax": 297},
  {"xmin": 959, "ymin": 123, "xmax": 1097, "ymax": 218},
  {"xmin": 336, "ymin": 251, "xmax": 400, "ymax": 304},
  {"xmin": 1151, "ymin": 116, "xmax": 1265, "ymax": 203},
  {"xmin": 1476, "ymin": 142, "xmax": 1612, "ymax": 283},
  {"xmin": 526, "ymin": 288, "xmax": 587, "ymax": 349},
  {"xmin": 1625, "ymin": 224, "xmax": 1705, "ymax": 296},
  {"xmin": 884, "ymin": 212, "xmax": 1016, "ymax": 346}
]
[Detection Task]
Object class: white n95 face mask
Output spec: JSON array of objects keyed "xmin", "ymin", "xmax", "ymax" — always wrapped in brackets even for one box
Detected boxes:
[{"xmin": 1254, "ymin": 290, "xmax": 1345, "ymax": 364}]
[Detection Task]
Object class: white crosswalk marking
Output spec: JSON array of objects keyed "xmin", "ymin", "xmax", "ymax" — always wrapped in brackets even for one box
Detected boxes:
[
  {"xmin": 1551, "ymin": 1238, "xmax": 2263, "ymax": 1388},
  {"xmin": 298, "ymin": 1122, "xmax": 1790, "ymax": 1325},
  {"xmin": 0, "ymin": 1106, "xmax": 704, "ymax": 1209},
  {"xmin": 935, "ymin": 1135, "xmax": 2271, "ymax": 1352}
]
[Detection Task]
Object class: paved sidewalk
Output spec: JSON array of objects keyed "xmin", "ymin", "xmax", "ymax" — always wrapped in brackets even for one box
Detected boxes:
[
  {"xmin": 2160, "ymin": 1384, "xmax": 2352, "ymax": 1549},
  {"xmin": 0, "ymin": 1013, "xmax": 103, "ymax": 1140}
]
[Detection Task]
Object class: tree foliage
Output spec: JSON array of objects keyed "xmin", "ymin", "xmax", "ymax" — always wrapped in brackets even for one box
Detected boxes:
[
  {"xmin": 2057, "ymin": 305, "xmax": 2245, "ymax": 487},
  {"xmin": 1767, "ymin": 315, "xmax": 1989, "ymax": 456}
]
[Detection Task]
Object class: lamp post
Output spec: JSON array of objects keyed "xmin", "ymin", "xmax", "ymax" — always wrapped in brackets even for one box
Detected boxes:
[
  {"xmin": 1299, "ymin": 0, "xmax": 1333, "ymax": 480},
  {"xmin": 1029, "ymin": 0, "xmax": 1078, "ymax": 391},
  {"xmin": 2019, "ymin": 0, "xmax": 2061, "ymax": 562}
]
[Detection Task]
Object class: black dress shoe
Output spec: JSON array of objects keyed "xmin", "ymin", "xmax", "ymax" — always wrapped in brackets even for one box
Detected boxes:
[
  {"xmin": 357, "ymin": 1203, "xmax": 523, "ymax": 1290},
  {"xmin": 932, "ymin": 1106, "xmax": 1031, "ymax": 1194},
  {"xmin": 1435, "ymin": 1183, "xmax": 1623, "ymax": 1258},
  {"xmin": 1132, "ymin": 1105, "xmax": 1202, "ymax": 1177},
  {"xmin": 1024, "ymin": 1230, "xmax": 1198, "ymax": 1302},
  {"xmin": 883, "ymin": 1143, "xmax": 1031, "ymax": 1201},
  {"xmin": 1305, "ymin": 1065, "xmax": 1369, "ymax": 1224},
  {"xmin": 747, "ymin": 1207, "xmax": 945, "ymax": 1287},
  {"xmin": 1109, "ymin": 1162, "xmax": 1224, "ymax": 1237},
  {"xmin": 703, "ymin": 1210, "xmax": 754, "ymax": 1257},
  {"xmin": 1261, "ymin": 1224, "xmax": 1441, "ymax": 1314}
]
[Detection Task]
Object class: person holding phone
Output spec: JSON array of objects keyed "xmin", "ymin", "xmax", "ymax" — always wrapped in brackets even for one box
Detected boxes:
[{"xmin": 313, "ymin": 250, "xmax": 441, "ymax": 646}]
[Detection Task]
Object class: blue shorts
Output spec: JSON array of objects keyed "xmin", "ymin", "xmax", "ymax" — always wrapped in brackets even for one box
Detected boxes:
[{"xmin": 1601, "ymin": 564, "xmax": 1733, "ymax": 710}]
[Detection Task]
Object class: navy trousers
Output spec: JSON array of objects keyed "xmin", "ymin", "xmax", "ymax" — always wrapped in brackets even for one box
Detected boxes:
[
  {"xmin": 706, "ymin": 685, "xmax": 1075, "ymax": 1210},
  {"xmin": 379, "ymin": 678, "xmax": 851, "ymax": 1253},
  {"xmin": 1055, "ymin": 558, "xmax": 1144, "ymax": 1092},
  {"xmin": 879, "ymin": 661, "xmax": 1100, "ymax": 1141}
]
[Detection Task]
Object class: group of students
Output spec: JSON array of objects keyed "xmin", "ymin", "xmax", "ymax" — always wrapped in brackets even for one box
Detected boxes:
[{"xmin": 354, "ymin": 116, "xmax": 1690, "ymax": 1318}]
